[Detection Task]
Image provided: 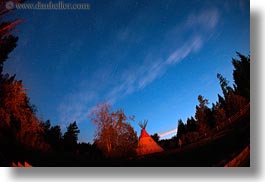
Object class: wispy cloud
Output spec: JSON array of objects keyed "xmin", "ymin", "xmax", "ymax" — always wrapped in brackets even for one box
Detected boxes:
[
  {"xmin": 166, "ymin": 36, "xmax": 203, "ymax": 65},
  {"xmin": 102, "ymin": 35, "xmax": 204, "ymax": 107},
  {"xmin": 185, "ymin": 8, "xmax": 220, "ymax": 30},
  {"xmin": 103, "ymin": 8, "xmax": 220, "ymax": 107},
  {"xmin": 58, "ymin": 91, "xmax": 97, "ymax": 125},
  {"xmin": 136, "ymin": 35, "xmax": 203, "ymax": 90},
  {"xmin": 58, "ymin": 8, "xmax": 220, "ymax": 126}
]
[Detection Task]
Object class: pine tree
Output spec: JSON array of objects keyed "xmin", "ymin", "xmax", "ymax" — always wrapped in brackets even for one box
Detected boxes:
[
  {"xmin": 195, "ymin": 95, "xmax": 210, "ymax": 135},
  {"xmin": 232, "ymin": 52, "xmax": 250, "ymax": 100},
  {"xmin": 63, "ymin": 121, "xmax": 80, "ymax": 152},
  {"xmin": 177, "ymin": 119, "xmax": 186, "ymax": 139}
]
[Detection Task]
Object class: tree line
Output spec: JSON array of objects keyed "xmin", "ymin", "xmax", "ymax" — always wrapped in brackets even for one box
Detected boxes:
[
  {"xmin": 150, "ymin": 53, "xmax": 249, "ymax": 150},
  {"xmin": 156, "ymin": 52, "xmax": 250, "ymax": 150}
]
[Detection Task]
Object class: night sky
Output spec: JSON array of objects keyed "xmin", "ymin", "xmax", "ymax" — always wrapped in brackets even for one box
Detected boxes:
[{"xmin": 4, "ymin": 0, "xmax": 250, "ymax": 142}]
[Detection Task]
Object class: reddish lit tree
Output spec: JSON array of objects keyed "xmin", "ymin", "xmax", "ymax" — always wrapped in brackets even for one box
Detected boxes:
[
  {"xmin": 212, "ymin": 103, "xmax": 227, "ymax": 130},
  {"xmin": 0, "ymin": 0, "xmax": 48, "ymax": 151},
  {"xmin": 0, "ymin": 74, "xmax": 49, "ymax": 151},
  {"xmin": 226, "ymin": 91, "xmax": 248, "ymax": 117},
  {"xmin": 90, "ymin": 103, "xmax": 137, "ymax": 158}
]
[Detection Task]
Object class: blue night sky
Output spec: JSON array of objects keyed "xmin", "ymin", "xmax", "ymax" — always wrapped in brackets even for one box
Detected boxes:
[{"xmin": 4, "ymin": 0, "xmax": 250, "ymax": 143}]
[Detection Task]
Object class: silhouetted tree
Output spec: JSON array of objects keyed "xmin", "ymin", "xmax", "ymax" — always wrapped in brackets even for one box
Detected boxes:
[
  {"xmin": 195, "ymin": 95, "xmax": 210, "ymax": 135},
  {"xmin": 0, "ymin": 20, "xmax": 21, "ymax": 74},
  {"xmin": 217, "ymin": 73, "xmax": 233, "ymax": 99},
  {"xmin": 49, "ymin": 125, "xmax": 62, "ymax": 150},
  {"xmin": 151, "ymin": 133, "xmax": 160, "ymax": 143},
  {"xmin": 177, "ymin": 119, "xmax": 186, "ymax": 139},
  {"xmin": 159, "ymin": 137, "xmax": 178, "ymax": 150},
  {"xmin": 212, "ymin": 102, "xmax": 227, "ymax": 130},
  {"xmin": 90, "ymin": 103, "xmax": 138, "ymax": 158},
  {"xmin": 207, "ymin": 106, "xmax": 215, "ymax": 129},
  {"xmin": 217, "ymin": 94, "xmax": 226, "ymax": 110},
  {"xmin": 41, "ymin": 120, "xmax": 51, "ymax": 136},
  {"xmin": 186, "ymin": 117, "xmax": 197, "ymax": 132},
  {"xmin": 77, "ymin": 142, "xmax": 103, "ymax": 158},
  {"xmin": 232, "ymin": 52, "xmax": 250, "ymax": 100},
  {"xmin": 63, "ymin": 121, "xmax": 80, "ymax": 152},
  {"xmin": 40, "ymin": 119, "xmax": 63, "ymax": 151},
  {"xmin": 226, "ymin": 91, "xmax": 248, "ymax": 117},
  {"xmin": 216, "ymin": 53, "xmax": 250, "ymax": 117}
]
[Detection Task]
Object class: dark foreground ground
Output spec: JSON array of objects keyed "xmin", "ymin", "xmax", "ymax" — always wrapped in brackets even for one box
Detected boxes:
[
  {"xmin": 114, "ymin": 117, "xmax": 250, "ymax": 167},
  {"xmin": 22, "ymin": 114, "xmax": 249, "ymax": 167},
  {"xmin": 2, "ymin": 113, "xmax": 249, "ymax": 167}
]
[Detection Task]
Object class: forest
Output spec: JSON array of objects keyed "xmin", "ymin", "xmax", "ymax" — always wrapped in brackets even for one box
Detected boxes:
[{"xmin": 0, "ymin": 0, "xmax": 250, "ymax": 167}]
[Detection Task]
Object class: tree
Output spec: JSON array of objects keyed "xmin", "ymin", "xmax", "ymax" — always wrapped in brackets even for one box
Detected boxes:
[
  {"xmin": 0, "ymin": 76, "xmax": 48, "ymax": 151},
  {"xmin": 0, "ymin": 19, "xmax": 21, "ymax": 74},
  {"xmin": 41, "ymin": 120, "xmax": 51, "ymax": 136},
  {"xmin": 151, "ymin": 133, "xmax": 160, "ymax": 143},
  {"xmin": 217, "ymin": 94, "xmax": 226, "ymax": 110},
  {"xmin": 114, "ymin": 122, "xmax": 138, "ymax": 158},
  {"xmin": 63, "ymin": 121, "xmax": 80, "ymax": 152},
  {"xmin": 195, "ymin": 95, "xmax": 210, "ymax": 135},
  {"xmin": 212, "ymin": 103, "xmax": 227, "ymax": 130},
  {"xmin": 40, "ymin": 120, "xmax": 62, "ymax": 151},
  {"xmin": 217, "ymin": 73, "xmax": 233, "ymax": 99},
  {"xmin": 232, "ymin": 52, "xmax": 250, "ymax": 100},
  {"xmin": 216, "ymin": 53, "xmax": 249, "ymax": 117},
  {"xmin": 0, "ymin": 1, "xmax": 49, "ymax": 159},
  {"xmin": 186, "ymin": 117, "xmax": 197, "ymax": 132},
  {"xmin": 176, "ymin": 119, "xmax": 186, "ymax": 139},
  {"xmin": 49, "ymin": 125, "xmax": 62, "ymax": 150},
  {"xmin": 226, "ymin": 91, "xmax": 248, "ymax": 117},
  {"xmin": 215, "ymin": 53, "xmax": 250, "ymax": 118},
  {"xmin": 90, "ymin": 103, "xmax": 138, "ymax": 158}
]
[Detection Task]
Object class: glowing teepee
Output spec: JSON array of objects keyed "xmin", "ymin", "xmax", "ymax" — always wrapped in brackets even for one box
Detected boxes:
[{"xmin": 136, "ymin": 120, "xmax": 164, "ymax": 155}]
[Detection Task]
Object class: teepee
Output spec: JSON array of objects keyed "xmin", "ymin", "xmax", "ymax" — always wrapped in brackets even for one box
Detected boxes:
[{"xmin": 136, "ymin": 120, "xmax": 164, "ymax": 155}]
